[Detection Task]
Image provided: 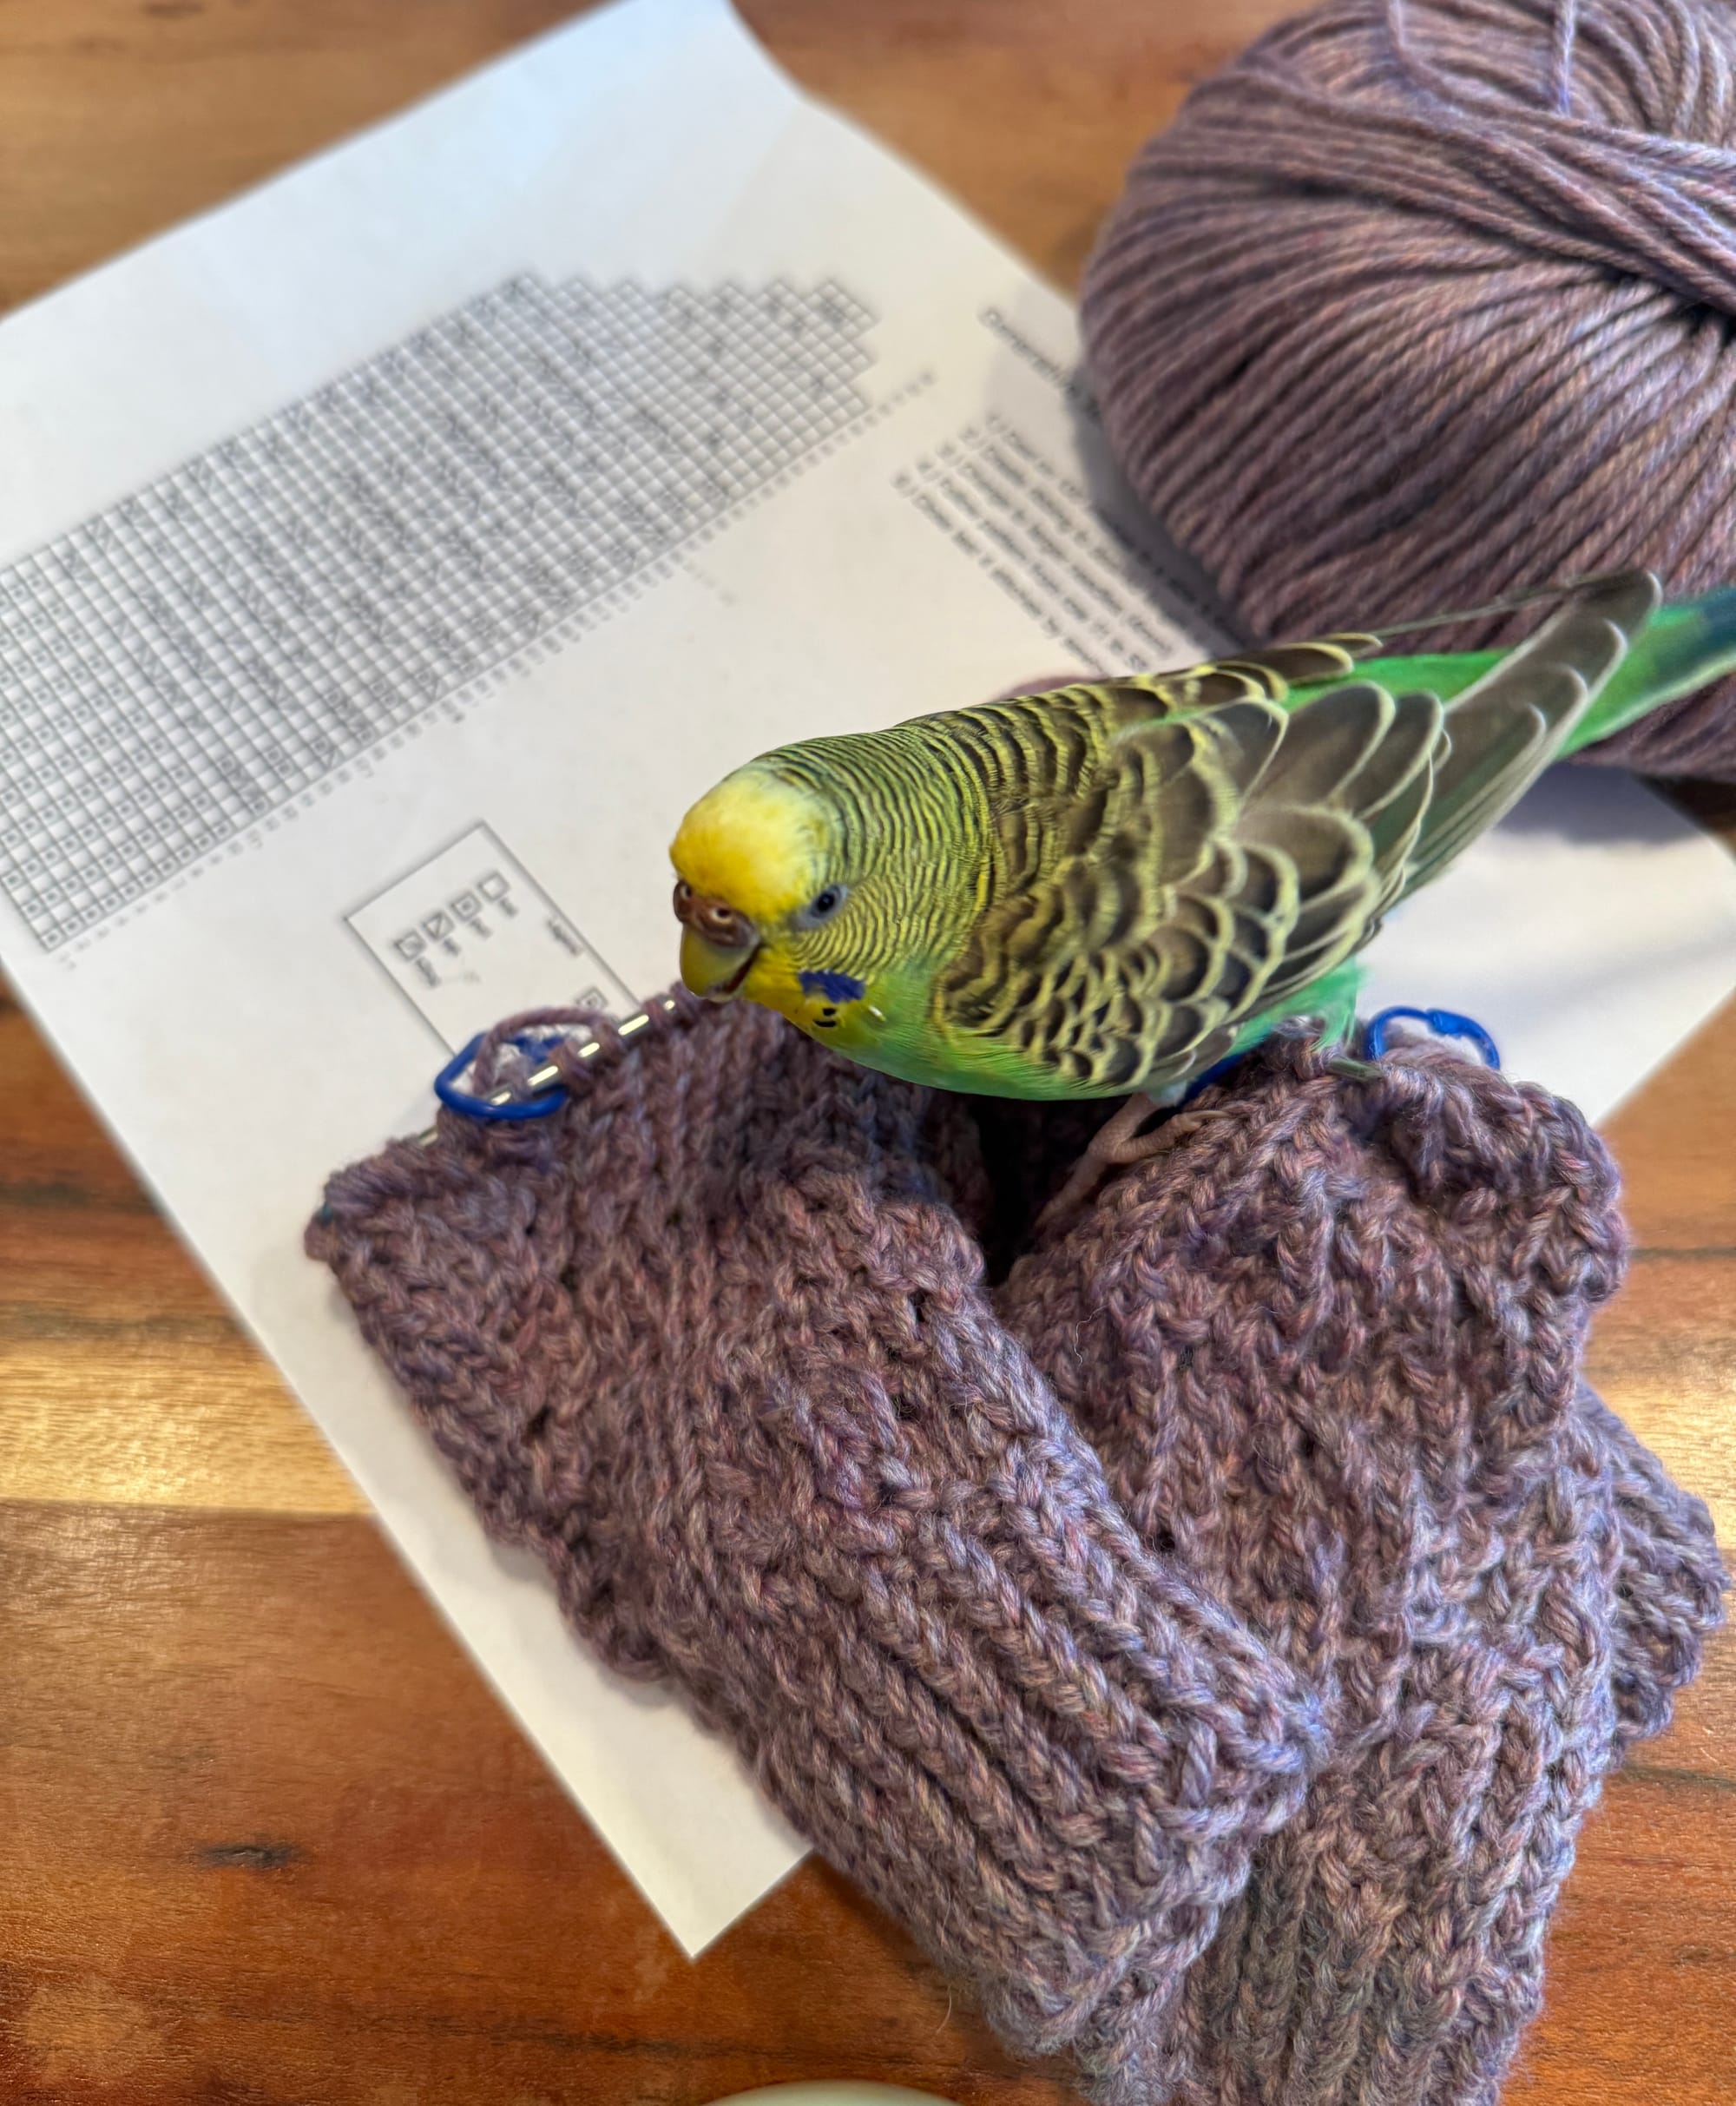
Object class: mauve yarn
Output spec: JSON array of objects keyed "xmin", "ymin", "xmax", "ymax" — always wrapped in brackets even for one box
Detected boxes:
[
  {"xmin": 308, "ymin": 992, "xmax": 1724, "ymax": 2105},
  {"xmin": 1081, "ymin": 0, "xmax": 1736, "ymax": 780}
]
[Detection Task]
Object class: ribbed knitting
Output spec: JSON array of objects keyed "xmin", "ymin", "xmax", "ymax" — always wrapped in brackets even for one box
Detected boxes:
[{"xmin": 307, "ymin": 991, "xmax": 1723, "ymax": 2105}]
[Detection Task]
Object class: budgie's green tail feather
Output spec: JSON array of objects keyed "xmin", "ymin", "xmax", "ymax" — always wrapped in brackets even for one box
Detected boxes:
[{"xmin": 1563, "ymin": 587, "xmax": 1736, "ymax": 753}]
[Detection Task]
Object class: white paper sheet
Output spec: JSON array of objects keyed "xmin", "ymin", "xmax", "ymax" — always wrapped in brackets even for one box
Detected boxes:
[{"xmin": 1, "ymin": 0, "xmax": 1733, "ymax": 1954}]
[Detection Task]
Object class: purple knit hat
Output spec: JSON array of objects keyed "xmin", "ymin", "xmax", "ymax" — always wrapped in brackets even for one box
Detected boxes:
[{"xmin": 307, "ymin": 993, "xmax": 1723, "ymax": 2105}]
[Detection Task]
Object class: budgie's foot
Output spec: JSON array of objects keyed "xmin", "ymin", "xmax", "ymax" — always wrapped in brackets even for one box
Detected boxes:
[{"xmin": 1036, "ymin": 1091, "xmax": 1223, "ymax": 1238}]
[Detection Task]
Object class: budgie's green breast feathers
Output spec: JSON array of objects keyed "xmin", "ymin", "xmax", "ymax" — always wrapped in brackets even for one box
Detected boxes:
[{"xmin": 669, "ymin": 569, "xmax": 1733, "ymax": 1102}]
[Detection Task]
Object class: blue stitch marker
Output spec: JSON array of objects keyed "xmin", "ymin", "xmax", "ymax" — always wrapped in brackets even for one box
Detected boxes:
[
  {"xmin": 1363, "ymin": 1005, "xmax": 1501, "ymax": 1069},
  {"xmin": 435, "ymin": 1031, "xmax": 570, "ymax": 1122},
  {"xmin": 1180, "ymin": 1003, "xmax": 1501, "ymax": 1105}
]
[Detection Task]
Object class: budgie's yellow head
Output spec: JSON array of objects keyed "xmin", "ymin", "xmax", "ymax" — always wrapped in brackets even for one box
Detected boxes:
[
  {"xmin": 670, "ymin": 761, "xmax": 876, "ymax": 1034},
  {"xmin": 669, "ymin": 730, "xmax": 992, "ymax": 1086}
]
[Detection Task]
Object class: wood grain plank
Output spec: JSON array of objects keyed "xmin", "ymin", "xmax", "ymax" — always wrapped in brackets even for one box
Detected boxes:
[
  {"xmin": 0, "ymin": 1503, "xmax": 1729, "ymax": 2104},
  {"xmin": 0, "ymin": 1339, "xmax": 362, "ymax": 1513},
  {"xmin": 1587, "ymin": 1259, "xmax": 1736, "ymax": 1548},
  {"xmin": 0, "ymin": 0, "xmax": 1303, "ymax": 315},
  {"xmin": 1589, "ymin": 994, "xmax": 1736, "ymax": 1544},
  {"xmin": 739, "ymin": 0, "xmax": 1299, "ymax": 286},
  {"xmin": 1599, "ymin": 990, "xmax": 1736, "ymax": 1249},
  {"xmin": 0, "ymin": 2, "xmax": 591, "ymax": 313},
  {"xmin": 0, "ymin": 1503, "xmax": 1070, "ymax": 2106}
]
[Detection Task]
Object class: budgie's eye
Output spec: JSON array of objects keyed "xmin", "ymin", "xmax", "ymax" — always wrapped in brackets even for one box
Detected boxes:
[{"xmin": 802, "ymin": 885, "xmax": 846, "ymax": 925}]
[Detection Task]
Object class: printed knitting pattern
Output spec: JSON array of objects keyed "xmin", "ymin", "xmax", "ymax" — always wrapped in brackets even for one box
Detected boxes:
[{"xmin": 307, "ymin": 990, "xmax": 1725, "ymax": 2106}]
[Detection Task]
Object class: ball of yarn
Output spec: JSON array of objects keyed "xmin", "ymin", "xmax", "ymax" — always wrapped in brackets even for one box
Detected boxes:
[{"xmin": 1082, "ymin": 0, "xmax": 1736, "ymax": 779}]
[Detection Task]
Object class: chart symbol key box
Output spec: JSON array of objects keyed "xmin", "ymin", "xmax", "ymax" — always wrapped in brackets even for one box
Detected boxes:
[{"xmin": 347, "ymin": 822, "xmax": 635, "ymax": 1050}]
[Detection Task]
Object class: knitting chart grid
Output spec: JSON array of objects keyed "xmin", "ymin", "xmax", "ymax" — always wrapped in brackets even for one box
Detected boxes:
[{"xmin": 0, "ymin": 272, "xmax": 878, "ymax": 952}]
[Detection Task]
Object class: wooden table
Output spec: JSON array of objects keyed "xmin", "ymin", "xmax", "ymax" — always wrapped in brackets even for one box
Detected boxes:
[{"xmin": 2, "ymin": 4, "xmax": 1733, "ymax": 2101}]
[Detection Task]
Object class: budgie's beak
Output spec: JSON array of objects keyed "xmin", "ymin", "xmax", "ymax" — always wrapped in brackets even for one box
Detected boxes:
[
  {"xmin": 680, "ymin": 928, "xmax": 760, "ymax": 1000},
  {"xmin": 674, "ymin": 882, "xmax": 760, "ymax": 1001}
]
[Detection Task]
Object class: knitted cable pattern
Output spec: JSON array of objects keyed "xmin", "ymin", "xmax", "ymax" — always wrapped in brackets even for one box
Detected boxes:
[
  {"xmin": 998, "ymin": 1044, "xmax": 1722, "ymax": 2102},
  {"xmin": 307, "ymin": 993, "xmax": 1724, "ymax": 2106}
]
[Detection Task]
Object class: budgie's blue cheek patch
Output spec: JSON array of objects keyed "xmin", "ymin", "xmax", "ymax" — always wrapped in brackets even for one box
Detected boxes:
[
  {"xmin": 799, "ymin": 969, "xmax": 866, "ymax": 1004},
  {"xmin": 798, "ymin": 966, "xmax": 868, "ymax": 1035}
]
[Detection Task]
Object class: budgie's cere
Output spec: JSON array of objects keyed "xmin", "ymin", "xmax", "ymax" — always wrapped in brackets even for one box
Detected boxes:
[{"xmin": 671, "ymin": 571, "xmax": 1736, "ymax": 1103}]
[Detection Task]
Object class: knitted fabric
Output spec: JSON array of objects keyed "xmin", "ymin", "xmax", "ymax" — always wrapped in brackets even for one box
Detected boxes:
[{"xmin": 306, "ymin": 992, "xmax": 1724, "ymax": 2106}]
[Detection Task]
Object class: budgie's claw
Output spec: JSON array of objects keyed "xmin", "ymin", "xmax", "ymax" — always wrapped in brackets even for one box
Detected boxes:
[{"xmin": 1036, "ymin": 1092, "xmax": 1222, "ymax": 1238}]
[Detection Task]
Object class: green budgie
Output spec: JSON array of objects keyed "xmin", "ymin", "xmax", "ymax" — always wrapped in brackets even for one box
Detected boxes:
[{"xmin": 669, "ymin": 569, "xmax": 1735, "ymax": 1118}]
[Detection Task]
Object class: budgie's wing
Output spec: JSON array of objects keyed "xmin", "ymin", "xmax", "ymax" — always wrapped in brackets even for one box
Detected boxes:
[
  {"xmin": 1401, "ymin": 569, "xmax": 1658, "ymax": 888},
  {"xmin": 938, "ymin": 574, "xmax": 1654, "ymax": 1096},
  {"xmin": 939, "ymin": 678, "xmax": 1443, "ymax": 1090}
]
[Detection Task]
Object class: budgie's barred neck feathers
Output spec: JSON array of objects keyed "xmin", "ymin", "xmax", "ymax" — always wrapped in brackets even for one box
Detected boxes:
[
  {"xmin": 675, "ymin": 727, "xmax": 993, "ymax": 969},
  {"xmin": 674, "ymin": 573, "xmax": 1678, "ymax": 1100}
]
